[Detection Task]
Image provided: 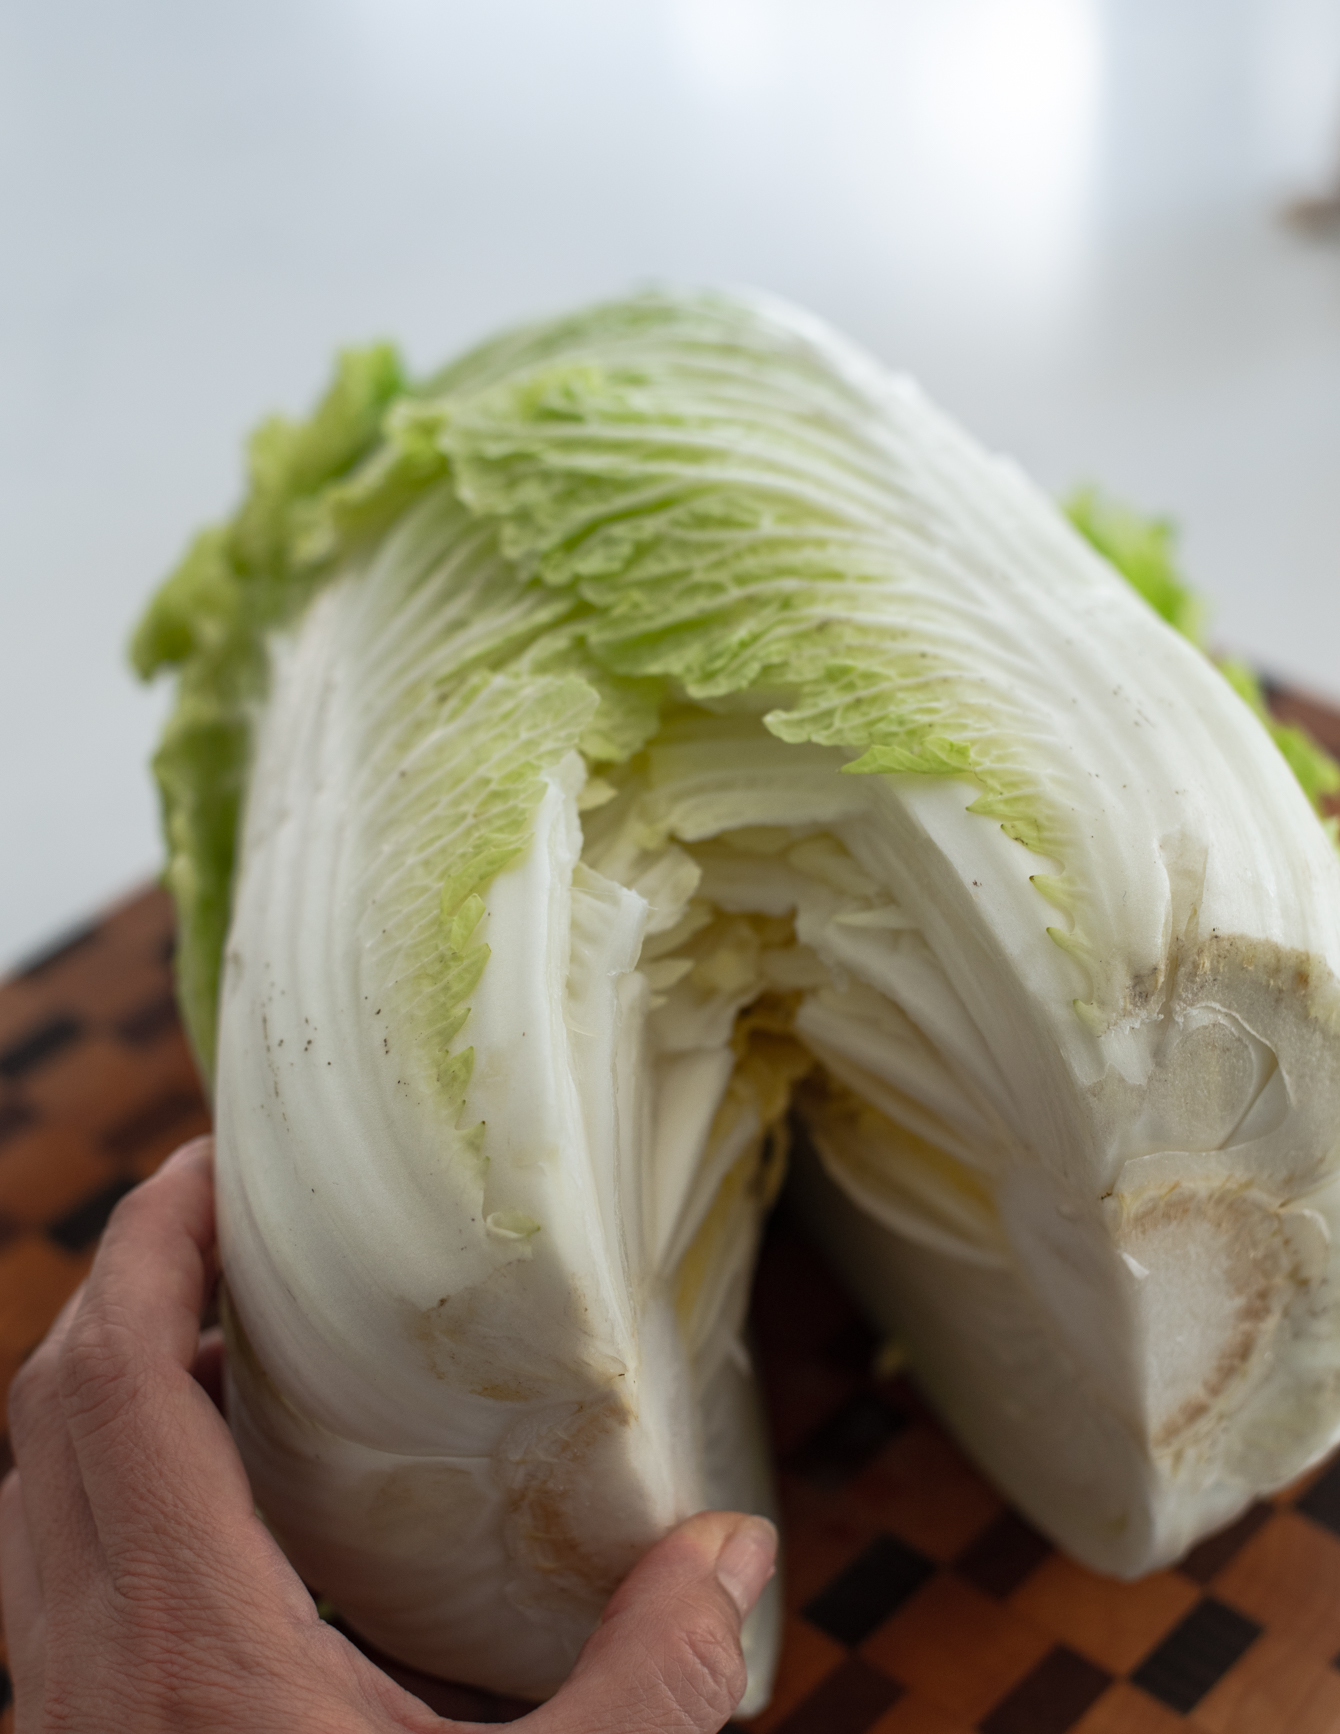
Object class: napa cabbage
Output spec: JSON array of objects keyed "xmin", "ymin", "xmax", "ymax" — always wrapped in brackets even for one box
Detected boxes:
[{"xmin": 135, "ymin": 290, "xmax": 1340, "ymax": 1710}]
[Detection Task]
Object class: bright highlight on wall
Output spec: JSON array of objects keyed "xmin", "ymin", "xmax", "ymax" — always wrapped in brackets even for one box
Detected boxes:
[
  {"xmin": 670, "ymin": 0, "xmax": 1102, "ymax": 305},
  {"xmin": 902, "ymin": 0, "xmax": 1102, "ymax": 282}
]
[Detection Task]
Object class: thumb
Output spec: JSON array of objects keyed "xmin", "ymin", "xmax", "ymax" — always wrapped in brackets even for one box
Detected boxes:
[{"xmin": 532, "ymin": 1511, "xmax": 777, "ymax": 1734}]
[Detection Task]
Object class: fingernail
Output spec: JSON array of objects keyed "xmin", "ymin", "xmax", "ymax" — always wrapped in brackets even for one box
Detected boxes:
[
  {"xmin": 159, "ymin": 1136, "xmax": 213, "ymax": 1174},
  {"xmin": 714, "ymin": 1516, "xmax": 778, "ymax": 1620}
]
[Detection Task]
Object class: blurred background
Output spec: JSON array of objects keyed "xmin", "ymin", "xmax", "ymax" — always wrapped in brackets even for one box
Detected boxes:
[{"xmin": 2, "ymin": 0, "xmax": 1340, "ymax": 968}]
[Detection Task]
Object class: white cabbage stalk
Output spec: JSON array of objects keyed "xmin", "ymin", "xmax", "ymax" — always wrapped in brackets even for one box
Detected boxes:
[{"xmin": 135, "ymin": 291, "xmax": 1340, "ymax": 1709}]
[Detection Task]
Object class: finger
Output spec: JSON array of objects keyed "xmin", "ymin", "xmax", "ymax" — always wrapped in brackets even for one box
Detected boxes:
[
  {"xmin": 75, "ymin": 1135, "xmax": 217, "ymax": 1373},
  {"xmin": 3, "ymin": 1144, "xmax": 215, "ymax": 1591},
  {"xmin": 4, "ymin": 1301, "xmax": 103, "ymax": 1592},
  {"xmin": 529, "ymin": 1511, "xmax": 777, "ymax": 1734},
  {"xmin": 55, "ymin": 1138, "xmax": 255, "ymax": 1547},
  {"xmin": 0, "ymin": 1471, "xmax": 48, "ymax": 1716}
]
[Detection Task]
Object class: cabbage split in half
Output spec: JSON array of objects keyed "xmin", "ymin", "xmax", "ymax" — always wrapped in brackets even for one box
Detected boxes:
[{"xmin": 135, "ymin": 292, "xmax": 1340, "ymax": 1708}]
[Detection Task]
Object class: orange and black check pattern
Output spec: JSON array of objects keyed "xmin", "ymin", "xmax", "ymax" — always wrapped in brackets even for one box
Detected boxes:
[
  {"xmin": 1, "ymin": 682, "xmax": 1338, "ymax": 1732},
  {"xmin": 747, "ymin": 1217, "xmax": 1340, "ymax": 1734}
]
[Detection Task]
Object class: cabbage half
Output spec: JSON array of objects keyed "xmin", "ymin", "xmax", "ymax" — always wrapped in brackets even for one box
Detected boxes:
[{"xmin": 135, "ymin": 291, "xmax": 1340, "ymax": 1707}]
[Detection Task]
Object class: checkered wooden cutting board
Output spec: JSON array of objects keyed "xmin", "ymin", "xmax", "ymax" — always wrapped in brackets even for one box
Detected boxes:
[{"xmin": 2, "ymin": 681, "xmax": 1339, "ymax": 1733}]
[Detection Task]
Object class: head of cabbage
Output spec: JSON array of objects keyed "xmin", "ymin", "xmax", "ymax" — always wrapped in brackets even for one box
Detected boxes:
[{"xmin": 134, "ymin": 290, "xmax": 1340, "ymax": 1712}]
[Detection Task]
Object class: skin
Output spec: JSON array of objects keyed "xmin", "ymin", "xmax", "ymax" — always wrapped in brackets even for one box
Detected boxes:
[{"xmin": 0, "ymin": 1138, "xmax": 777, "ymax": 1733}]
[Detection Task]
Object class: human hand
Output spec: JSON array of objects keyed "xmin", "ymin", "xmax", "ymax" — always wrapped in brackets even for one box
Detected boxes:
[{"xmin": 0, "ymin": 1138, "xmax": 777, "ymax": 1733}]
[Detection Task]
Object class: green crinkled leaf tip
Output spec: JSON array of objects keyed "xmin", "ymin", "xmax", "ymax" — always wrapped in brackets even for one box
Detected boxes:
[
  {"xmin": 132, "ymin": 344, "xmax": 416, "ymax": 1080},
  {"xmin": 435, "ymin": 301, "xmax": 1071, "ymax": 861},
  {"xmin": 1066, "ymin": 487, "xmax": 1340, "ymax": 832},
  {"xmin": 1065, "ymin": 487, "xmax": 1209, "ymax": 648},
  {"xmin": 1219, "ymin": 658, "xmax": 1340, "ymax": 828}
]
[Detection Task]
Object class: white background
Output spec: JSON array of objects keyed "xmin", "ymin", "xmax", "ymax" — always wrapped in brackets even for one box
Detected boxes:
[{"xmin": 3, "ymin": 0, "xmax": 1340, "ymax": 967}]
